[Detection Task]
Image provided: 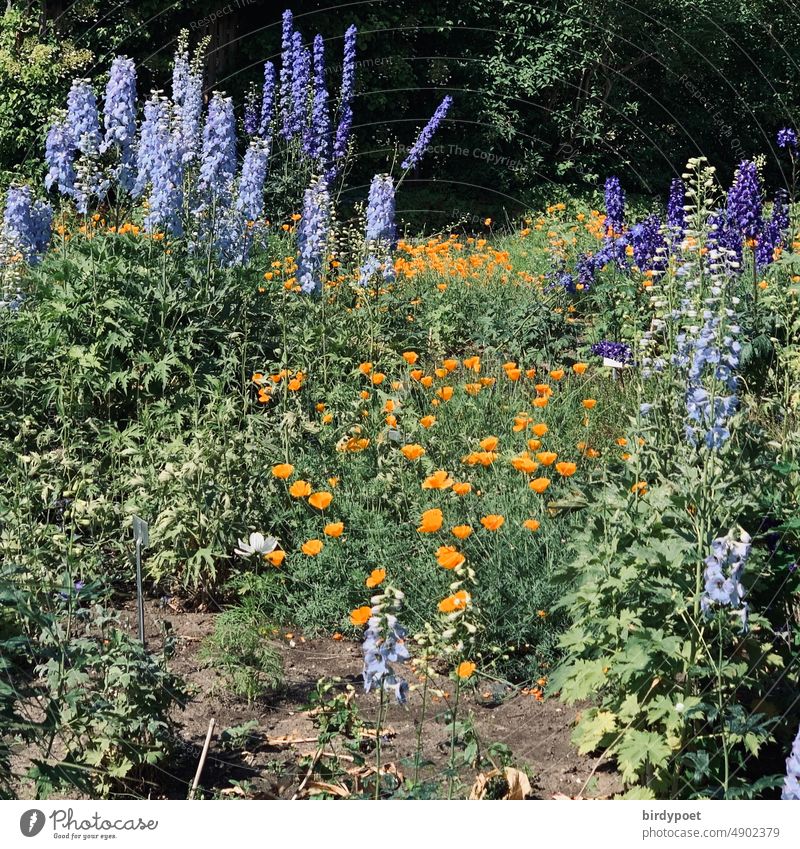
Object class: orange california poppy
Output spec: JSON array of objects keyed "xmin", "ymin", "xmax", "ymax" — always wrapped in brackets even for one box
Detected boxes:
[
  {"xmin": 529, "ymin": 477, "xmax": 551, "ymax": 494},
  {"xmin": 480, "ymin": 514, "xmax": 505, "ymax": 531},
  {"xmin": 532, "ymin": 397, "xmax": 549, "ymax": 408},
  {"xmin": 289, "ymin": 479, "xmax": 312, "ymax": 497},
  {"xmin": 272, "ymin": 463, "xmax": 295, "ymax": 479},
  {"xmin": 457, "ymin": 661, "xmax": 476, "ymax": 679},
  {"xmin": 437, "ymin": 386, "xmax": 454, "ymax": 401},
  {"xmin": 419, "ymin": 415, "xmax": 437, "ymax": 429},
  {"xmin": 366, "ymin": 568, "xmax": 386, "ymax": 588},
  {"xmin": 422, "ymin": 470, "xmax": 454, "ymax": 490},
  {"xmin": 436, "ymin": 545, "xmax": 466, "ymax": 570},
  {"xmin": 536, "ymin": 451, "xmax": 558, "ymax": 466},
  {"xmin": 443, "ymin": 358, "xmax": 459, "ymax": 372},
  {"xmin": 350, "ymin": 605, "xmax": 372, "ymax": 626},
  {"xmin": 265, "ymin": 549, "xmax": 286, "ymax": 566},
  {"xmin": 511, "ymin": 454, "xmax": 538, "ymax": 474},
  {"xmin": 531, "ymin": 423, "xmax": 548, "ymax": 437},
  {"xmin": 549, "ymin": 369, "xmax": 565, "ymax": 380},
  {"xmin": 451, "ymin": 524, "xmax": 473, "ymax": 540},
  {"xmin": 555, "ymin": 461, "xmax": 577, "ymax": 477},
  {"xmin": 359, "ymin": 362, "xmax": 373, "ymax": 375},
  {"xmin": 573, "ymin": 362, "xmax": 588, "ymax": 375},
  {"xmin": 438, "ymin": 590, "xmax": 470, "ymax": 613},
  {"xmin": 402, "ymin": 351, "xmax": 419, "ymax": 365},
  {"xmin": 308, "ymin": 491, "xmax": 333, "ymax": 510},
  {"xmin": 479, "ymin": 436, "xmax": 499, "ymax": 451},
  {"xmin": 401, "ymin": 443, "xmax": 426, "ymax": 461},
  {"xmin": 418, "ymin": 508, "xmax": 444, "ymax": 533},
  {"xmin": 523, "ymin": 519, "xmax": 541, "ymax": 532},
  {"xmin": 452, "ymin": 482, "xmax": 472, "ymax": 496},
  {"xmin": 324, "ymin": 521, "xmax": 344, "ymax": 537},
  {"xmin": 302, "ymin": 539, "xmax": 324, "ymax": 556},
  {"xmin": 582, "ymin": 398, "xmax": 597, "ymax": 410}
]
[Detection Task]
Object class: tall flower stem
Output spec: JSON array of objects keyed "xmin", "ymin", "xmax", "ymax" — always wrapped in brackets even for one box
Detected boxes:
[{"xmin": 447, "ymin": 675, "xmax": 461, "ymax": 800}]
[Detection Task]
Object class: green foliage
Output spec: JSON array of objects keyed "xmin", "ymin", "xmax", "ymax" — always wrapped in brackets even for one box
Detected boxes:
[
  {"xmin": 200, "ymin": 604, "xmax": 283, "ymax": 702},
  {"xmin": 0, "ymin": 567, "xmax": 188, "ymax": 798}
]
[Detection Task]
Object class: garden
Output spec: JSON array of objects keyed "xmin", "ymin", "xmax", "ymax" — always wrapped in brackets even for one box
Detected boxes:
[{"xmin": 0, "ymin": 1, "xmax": 799, "ymax": 803}]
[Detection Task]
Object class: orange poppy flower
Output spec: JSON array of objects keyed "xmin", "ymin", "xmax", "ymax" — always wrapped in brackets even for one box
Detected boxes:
[
  {"xmin": 616, "ymin": 437, "xmax": 628, "ymax": 446},
  {"xmin": 384, "ymin": 399, "xmax": 396, "ymax": 412},
  {"xmin": 582, "ymin": 398, "xmax": 597, "ymax": 410},
  {"xmin": 456, "ymin": 661, "xmax": 476, "ymax": 680},
  {"xmin": 434, "ymin": 367, "xmax": 448, "ymax": 379},
  {"xmin": 410, "ymin": 368, "xmax": 424, "ymax": 382},
  {"xmin": 422, "ymin": 470, "xmax": 454, "ymax": 490},
  {"xmin": 418, "ymin": 508, "xmax": 444, "ymax": 533},
  {"xmin": 536, "ymin": 451, "xmax": 558, "ymax": 466},
  {"xmin": 535, "ymin": 384, "xmax": 553, "ymax": 397},
  {"xmin": 436, "ymin": 545, "xmax": 466, "ymax": 570},
  {"xmin": 371, "ymin": 372, "xmax": 386, "ymax": 385},
  {"xmin": 511, "ymin": 454, "xmax": 538, "ymax": 474},
  {"xmin": 439, "ymin": 590, "xmax": 470, "ymax": 613},
  {"xmin": 555, "ymin": 461, "xmax": 577, "ymax": 477},
  {"xmin": 452, "ymin": 482, "xmax": 472, "ymax": 496},
  {"xmin": 324, "ymin": 521, "xmax": 344, "ymax": 537},
  {"xmin": 289, "ymin": 480, "xmax": 312, "ymax": 497},
  {"xmin": 463, "ymin": 355, "xmax": 481, "ymax": 372},
  {"xmin": 505, "ymin": 368, "xmax": 522, "ymax": 381},
  {"xmin": 359, "ymin": 362, "xmax": 373, "ymax": 375},
  {"xmin": 401, "ymin": 443, "xmax": 425, "ymax": 460},
  {"xmin": 480, "ymin": 514, "xmax": 505, "ymax": 531},
  {"xmin": 272, "ymin": 463, "xmax": 295, "ymax": 479},
  {"xmin": 308, "ymin": 491, "xmax": 333, "ymax": 510},
  {"xmin": 464, "ymin": 382, "xmax": 482, "ymax": 396},
  {"xmin": 513, "ymin": 415, "xmax": 531, "ymax": 432},
  {"xmin": 549, "ymin": 369, "xmax": 565, "ymax": 380},
  {"xmin": 419, "ymin": 415, "xmax": 437, "ymax": 429},
  {"xmin": 350, "ymin": 605, "xmax": 372, "ymax": 626},
  {"xmin": 532, "ymin": 397, "xmax": 549, "ymax": 408},
  {"xmin": 572, "ymin": 362, "xmax": 588, "ymax": 375},
  {"xmin": 631, "ymin": 481, "xmax": 648, "ymax": 495},
  {"xmin": 366, "ymin": 568, "xmax": 386, "ymax": 588},
  {"xmin": 479, "ymin": 436, "xmax": 499, "ymax": 451},
  {"xmin": 443, "ymin": 358, "xmax": 459, "ymax": 372},
  {"xmin": 531, "ymin": 423, "xmax": 548, "ymax": 438},
  {"xmin": 451, "ymin": 524, "xmax": 473, "ymax": 540},
  {"xmin": 302, "ymin": 539, "xmax": 324, "ymax": 556},
  {"xmin": 529, "ymin": 477, "xmax": 551, "ymax": 494},
  {"xmin": 265, "ymin": 549, "xmax": 286, "ymax": 566},
  {"xmin": 402, "ymin": 351, "xmax": 419, "ymax": 364},
  {"xmin": 523, "ymin": 519, "xmax": 541, "ymax": 532},
  {"xmin": 420, "ymin": 375, "xmax": 434, "ymax": 388},
  {"xmin": 527, "ymin": 438, "xmax": 542, "ymax": 451},
  {"xmin": 437, "ymin": 386, "xmax": 454, "ymax": 401}
]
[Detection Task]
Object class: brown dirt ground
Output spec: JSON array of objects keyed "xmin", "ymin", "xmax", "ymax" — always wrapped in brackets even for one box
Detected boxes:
[{"xmin": 114, "ymin": 600, "xmax": 621, "ymax": 800}]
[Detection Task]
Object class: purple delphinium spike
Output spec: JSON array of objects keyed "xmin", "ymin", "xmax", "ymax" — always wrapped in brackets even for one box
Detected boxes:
[
  {"xmin": 199, "ymin": 92, "xmax": 237, "ymax": 198},
  {"xmin": 359, "ymin": 174, "xmax": 397, "ymax": 286},
  {"xmin": 777, "ymin": 128, "xmax": 798, "ymax": 155},
  {"xmin": 700, "ymin": 529, "xmax": 750, "ymax": 631},
  {"xmin": 331, "ymin": 24, "xmax": 357, "ymax": 166},
  {"xmin": 303, "ymin": 34, "xmax": 331, "ymax": 164},
  {"xmin": 727, "ymin": 160, "xmax": 762, "ymax": 241},
  {"xmin": 143, "ymin": 109, "xmax": 184, "ymax": 236},
  {"xmin": 133, "ymin": 93, "xmax": 169, "ymax": 199},
  {"xmin": 772, "ymin": 188, "xmax": 789, "ymax": 233},
  {"xmin": 279, "ymin": 10, "xmax": 295, "ymax": 139},
  {"xmin": 630, "ymin": 214, "xmax": 666, "ymax": 272},
  {"xmin": 289, "ymin": 33, "xmax": 310, "ymax": 139},
  {"xmin": 44, "ymin": 121, "xmax": 77, "ymax": 198},
  {"xmin": 782, "ymin": 725, "xmax": 800, "ymax": 800},
  {"xmin": 101, "ymin": 56, "xmax": 138, "ymax": 192},
  {"xmin": 666, "ymin": 177, "xmax": 686, "ymax": 241},
  {"xmin": 66, "ymin": 79, "xmax": 101, "ymax": 155},
  {"xmin": 236, "ymin": 139, "xmax": 271, "ymax": 222},
  {"xmin": 2, "ymin": 185, "xmax": 52, "ymax": 265},
  {"xmin": 244, "ymin": 86, "xmax": 260, "ymax": 136},
  {"xmin": 258, "ymin": 61, "xmax": 276, "ymax": 138},
  {"xmin": 604, "ymin": 176, "xmax": 625, "ymax": 235},
  {"xmin": 755, "ymin": 221, "xmax": 781, "ymax": 269},
  {"xmin": 401, "ymin": 95, "xmax": 453, "ymax": 170},
  {"xmin": 297, "ymin": 176, "xmax": 331, "ymax": 295}
]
